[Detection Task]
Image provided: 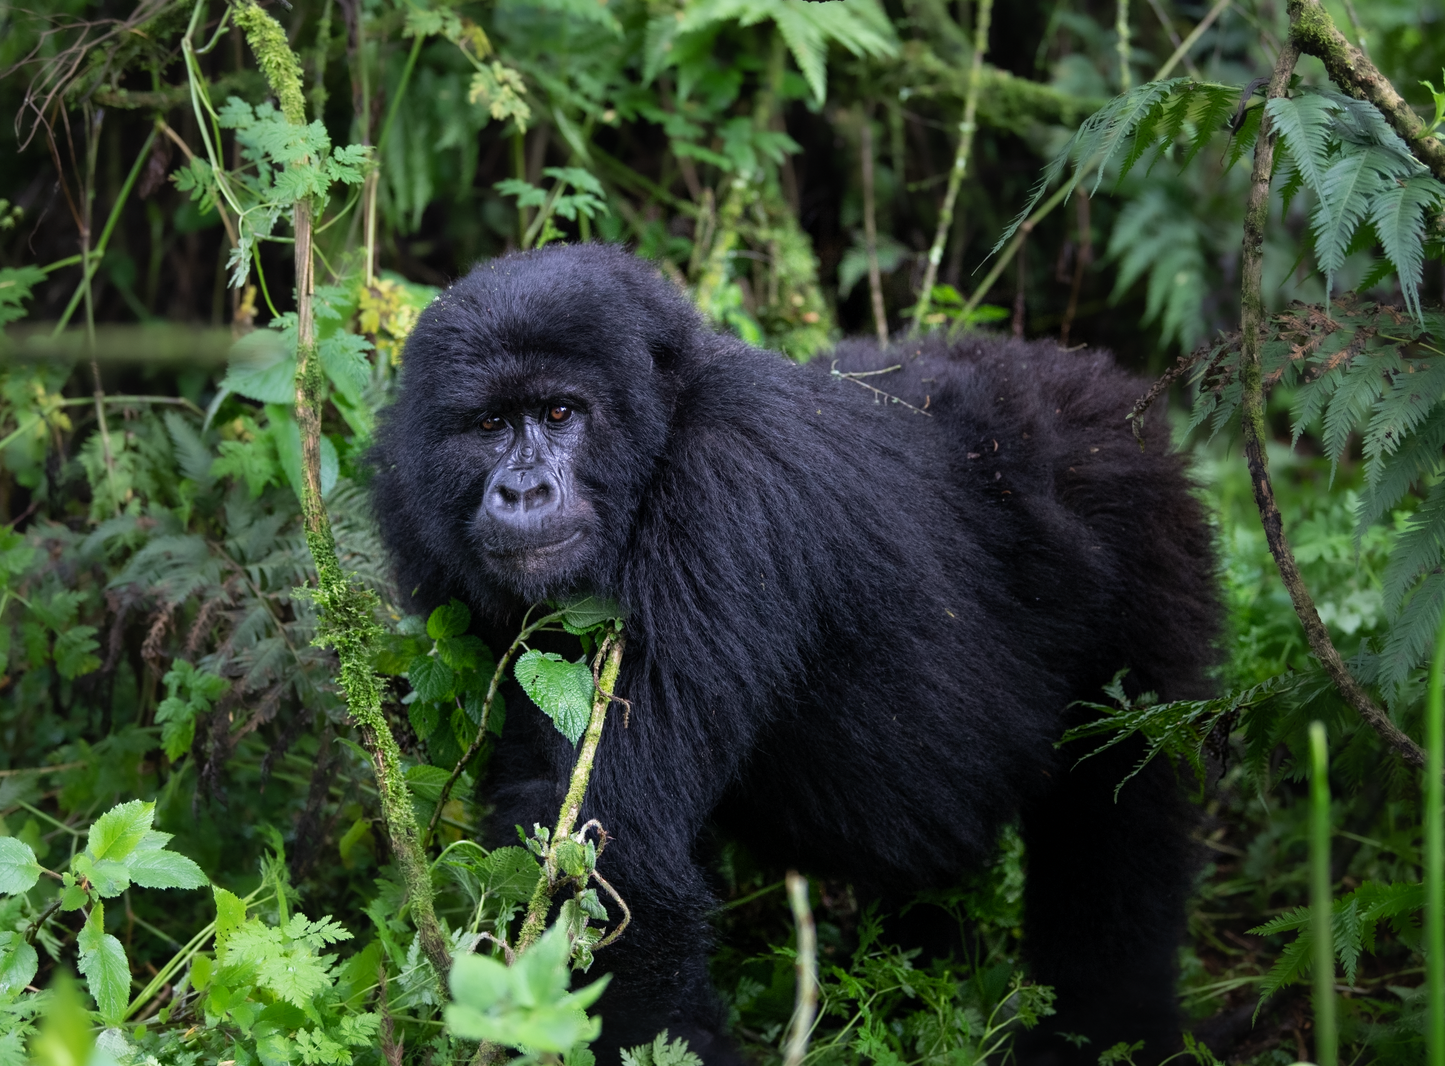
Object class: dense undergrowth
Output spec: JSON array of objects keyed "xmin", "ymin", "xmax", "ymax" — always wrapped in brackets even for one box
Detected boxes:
[{"xmin": 2, "ymin": 0, "xmax": 1445, "ymax": 1063}]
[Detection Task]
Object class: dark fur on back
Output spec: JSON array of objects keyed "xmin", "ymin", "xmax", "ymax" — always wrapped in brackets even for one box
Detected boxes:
[{"xmin": 371, "ymin": 244, "xmax": 1220, "ymax": 1065}]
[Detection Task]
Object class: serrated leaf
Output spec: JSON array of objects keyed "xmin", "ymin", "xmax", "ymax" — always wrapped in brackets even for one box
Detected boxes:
[
  {"xmin": 428, "ymin": 599, "xmax": 472, "ymax": 639},
  {"xmin": 78, "ymin": 904, "xmax": 130, "ymax": 1024},
  {"xmin": 213, "ymin": 886, "xmax": 248, "ymax": 952},
  {"xmin": 410, "ymin": 656, "xmax": 457, "ymax": 702},
  {"xmin": 0, "ymin": 838, "xmax": 41, "ymax": 895},
  {"xmin": 86, "ymin": 800, "xmax": 154, "ymax": 863},
  {"xmin": 1266, "ymin": 92, "xmax": 1340, "ymax": 198},
  {"xmin": 0, "ymin": 931, "xmax": 38, "ymax": 994},
  {"xmin": 557, "ymin": 594, "xmax": 625, "ymax": 634},
  {"xmin": 479, "ymin": 847, "xmax": 542, "ymax": 903},
  {"xmin": 1372, "ymin": 174, "xmax": 1443, "ymax": 321},
  {"xmin": 436, "ymin": 634, "xmax": 486, "ymax": 671},
  {"xmin": 514, "ymin": 650, "xmax": 593, "ymax": 743},
  {"xmin": 127, "ymin": 848, "xmax": 207, "ymax": 890}
]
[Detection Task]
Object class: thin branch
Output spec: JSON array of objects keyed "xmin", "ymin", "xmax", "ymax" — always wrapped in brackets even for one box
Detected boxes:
[
  {"xmin": 910, "ymin": 0, "xmax": 993, "ymax": 334},
  {"xmin": 782, "ymin": 871, "xmax": 817, "ymax": 1066},
  {"xmin": 1237, "ymin": 36, "xmax": 1427, "ymax": 770},
  {"xmin": 1287, "ymin": 0, "xmax": 1445, "ymax": 183},
  {"xmin": 860, "ymin": 108, "xmax": 888, "ymax": 347},
  {"xmin": 948, "ymin": 182, "xmax": 1071, "ymax": 338},
  {"xmin": 1154, "ymin": 0, "xmax": 1230, "ymax": 81}
]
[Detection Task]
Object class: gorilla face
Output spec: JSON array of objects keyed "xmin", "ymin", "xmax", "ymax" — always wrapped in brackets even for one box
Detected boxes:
[
  {"xmin": 468, "ymin": 397, "xmax": 596, "ymax": 588},
  {"xmin": 376, "ymin": 244, "xmax": 691, "ymax": 611}
]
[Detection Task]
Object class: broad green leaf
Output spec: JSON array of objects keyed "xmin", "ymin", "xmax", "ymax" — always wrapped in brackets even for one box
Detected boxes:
[
  {"xmin": 479, "ymin": 847, "xmax": 542, "ymax": 903},
  {"xmin": 437, "ymin": 635, "xmax": 486, "ymax": 671},
  {"xmin": 0, "ymin": 838, "xmax": 41, "ymax": 895},
  {"xmin": 0, "ymin": 930, "xmax": 38, "ymax": 994},
  {"xmin": 557, "ymin": 594, "xmax": 626, "ymax": 634},
  {"xmin": 76, "ymin": 856, "xmax": 132, "ymax": 899},
  {"xmin": 222, "ymin": 330, "xmax": 296, "ymax": 404},
  {"xmin": 410, "ymin": 656, "xmax": 457, "ymax": 702},
  {"xmin": 213, "ymin": 886, "xmax": 248, "ymax": 952},
  {"xmin": 77, "ymin": 904, "xmax": 130, "ymax": 1025},
  {"xmin": 126, "ymin": 848, "xmax": 207, "ymax": 891},
  {"xmin": 86, "ymin": 800, "xmax": 154, "ymax": 863},
  {"xmin": 429, "ymin": 598, "xmax": 473, "ymax": 639},
  {"xmin": 514, "ymin": 650, "xmax": 594, "ymax": 743}
]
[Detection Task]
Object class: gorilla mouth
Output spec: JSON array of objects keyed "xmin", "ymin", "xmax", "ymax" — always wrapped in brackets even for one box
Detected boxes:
[{"xmin": 485, "ymin": 530, "xmax": 584, "ymax": 568}]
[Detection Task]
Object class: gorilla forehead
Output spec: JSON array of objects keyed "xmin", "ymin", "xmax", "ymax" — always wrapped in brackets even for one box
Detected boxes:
[{"xmin": 406, "ymin": 243, "xmax": 697, "ymax": 385}]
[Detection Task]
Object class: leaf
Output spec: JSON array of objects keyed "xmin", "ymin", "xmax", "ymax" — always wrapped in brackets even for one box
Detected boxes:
[
  {"xmin": 1265, "ymin": 91, "xmax": 1341, "ymax": 198},
  {"xmin": 557, "ymin": 594, "xmax": 626, "ymax": 634},
  {"xmin": 514, "ymin": 650, "xmax": 594, "ymax": 743},
  {"xmin": 0, "ymin": 838, "xmax": 41, "ymax": 895},
  {"xmin": 213, "ymin": 886, "xmax": 248, "ymax": 952},
  {"xmin": 77, "ymin": 904, "xmax": 130, "ymax": 1025},
  {"xmin": 1309, "ymin": 146, "xmax": 1395, "ymax": 303},
  {"xmin": 428, "ymin": 599, "xmax": 472, "ymax": 640},
  {"xmin": 479, "ymin": 847, "xmax": 543, "ymax": 903},
  {"xmin": 86, "ymin": 800, "xmax": 154, "ymax": 863},
  {"xmin": 126, "ymin": 847, "xmax": 207, "ymax": 891},
  {"xmin": 0, "ymin": 931, "xmax": 38, "ymax": 994},
  {"xmin": 53, "ymin": 626, "xmax": 101, "ymax": 680},
  {"xmin": 1371, "ymin": 174, "xmax": 1444, "ymax": 320},
  {"xmin": 222, "ymin": 329, "xmax": 297, "ymax": 404},
  {"xmin": 410, "ymin": 656, "xmax": 457, "ymax": 702}
]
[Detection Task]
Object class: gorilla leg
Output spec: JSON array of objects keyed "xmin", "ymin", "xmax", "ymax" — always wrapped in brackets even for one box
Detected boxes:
[{"xmin": 1018, "ymin": 740, "xmax": 1195, "ymax": 1065}]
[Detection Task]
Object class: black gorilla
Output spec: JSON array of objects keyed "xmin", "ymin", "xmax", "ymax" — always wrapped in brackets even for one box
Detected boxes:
[{"xmin": 371, "ymin": 243, "xmax": 1219, "ymax": 1064}]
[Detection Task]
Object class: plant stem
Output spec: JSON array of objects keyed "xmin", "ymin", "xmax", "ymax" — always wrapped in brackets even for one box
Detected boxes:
[
  {"xmin": 1287, "ymin": 0, "xmax": 1445, "ymax": 182},
  {"xmin": 423, "ymin": 607, "xmax": 566, "ymax": 848},
  {"xmin": 910, "ymin": 0, "xmax": 992, "ymax": 335},
  {"xmin": 1237, "ymin": 34, "xmax": 1429, "ymax": 770},
  {"xmin": 783, "ymin": 871, "xmax": 817, "ymax": 1066},
  {"xmin": 1308, "ymin": 721, "xmax": 1337, "ymax": 1066},
  {"xmin": 1428, "ymin": 620, "xmax": 1445, "ymax": 1066},
  {"xmin": 235, "ymin": 0, "xmax": 451, "ymax": 983},
  {"xmin": 1153, "ymin": 0, "xmax": 1229, "ymax": 80},
  {"xmin": 948, "ymin": 181, "xmax": 1069, "ymax": 339},
  {"xmin": 1115, "ymin": 0, "xmax": 1131, "ymax": 91},
  {"xmin": 859, "ymin": 110, "xmax": 888, "ymax": 347},
  {"xmin": 515, "ymin": 629, "xmax": 625, "ymax": 953}
]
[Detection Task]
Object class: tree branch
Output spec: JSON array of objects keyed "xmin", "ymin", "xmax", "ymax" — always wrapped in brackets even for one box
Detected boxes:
[
  {"xmin": 1287, "ymin": 0, "xmax": 1445, "ymax": 183},
  {"xmin": 1238, "ymin": 35, "xmax": 1428, "ymax": 770}
]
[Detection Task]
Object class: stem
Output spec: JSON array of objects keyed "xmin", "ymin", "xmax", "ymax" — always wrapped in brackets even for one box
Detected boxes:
[
  {"xmin": 1237, "ymin": 39, "xmax": 1429, "ymax": 770},
  {"xmin": 1428, "ymin": 620, "xmax": 1445, "ymax": 1066},
  {"xmin": 515, "ymin": 630, "xmax": 625, "ymax": 953},
  {"xmin": 948, "ymin": 182, "xmax": 1070, "ymax": 339},
  {"xmin": 1060, "ymin": 191, "xmax": 1090, "ymax": 347},
  {"xmin": 859, "ymin": 110, "xmax": 887, "ymax": 347},
  {"xmin": 423, "ymin": 607, "xmax": 567, "ymax": 848},
  {"xmin": 236, "ymin": 0, "xmax": 451, "ymax": 984},
  {"xmin": 1115, "ymin": 0, "xmax": 1131, "ymax": 92},
  {"xmin": 783, "ymin": 871, "xmax": 818, "ymax": 1066},
  {"xmin": 1153, "ymin": 0, "xmax": 1230, "ymax": 80},
  {"xmin": 1287, "ymin": 0, "xmax": 1445, "ymax": 183},
  {"xmin": 1308, "ymin": 722, "xmax": 1337, "ymax": 1066},
  {"xmin": 910, "ymin": 0, "xmax": 992, "ymax": 335}
]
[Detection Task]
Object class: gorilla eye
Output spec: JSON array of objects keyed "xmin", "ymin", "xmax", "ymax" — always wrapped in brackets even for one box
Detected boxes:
[
  {"xmin": 547, "ymin": 405, "xmax": 573, "ymax": 424},
  {"xmin": 479, "ymin": 415, "xmax": 505, "ymax": 432}
]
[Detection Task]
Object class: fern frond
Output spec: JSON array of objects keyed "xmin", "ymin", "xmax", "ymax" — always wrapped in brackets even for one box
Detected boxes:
[
  {"xmin": 1181, "ymin": 84, "xmax": 1241, "ymax": 168},
  {"xmin": 1372, "ymin": 175, "xmax": 1444, "ymax": 321},
  {"xmin": 1381, "ymin": 479, "xmax": 1445, "ymax": 614},
  {"xmin": 1361, "ymin": 357, "xmax": 1445, "ymax": 468},
  {"xmin": 1320, "ymin": 350, "xmax": 1398, "ymax": 473},
  {"xmin": 1377, "ymin": 568, "xmax": 1445, "ymax": 692},
  {"xmin": 1265, "ymin": 92, "xmax": 1341, "ymax": 198},
  {"xmin": 1359, "ymin": 402, "xmax": 1445, "ymax": 531},
  {"xmin": 1310, "ymin": 146, "xmax": 1396, "ymax": 303}
]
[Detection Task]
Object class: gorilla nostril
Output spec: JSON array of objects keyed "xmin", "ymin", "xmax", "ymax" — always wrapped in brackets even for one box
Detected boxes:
[{"xmin": 523, "ymin": 483, "xmax": 553, "ymax": 512}]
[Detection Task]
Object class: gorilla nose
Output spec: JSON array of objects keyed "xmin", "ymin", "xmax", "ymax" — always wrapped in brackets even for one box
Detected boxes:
[{"xmin": 486, "ymin": 469, "xmax": 561, "ymax": 529}]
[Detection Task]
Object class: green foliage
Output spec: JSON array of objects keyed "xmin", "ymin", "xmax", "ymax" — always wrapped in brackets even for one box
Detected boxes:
[
  {"xmin": 622, "ymin": 1030, "xmax": 704, "ymax": 1066},
  {"xmin": 444, "ymin": 923, "xmax": 608, "ymax": 1052},
  {"xmin": 515, "ymin": 650, "xmax": 594, "ymax": 744}
]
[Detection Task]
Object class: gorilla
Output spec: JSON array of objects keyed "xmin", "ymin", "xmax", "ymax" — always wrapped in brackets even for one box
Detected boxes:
[{"xmin": 371, "ymin": 243, "xmax": 1219, "ymax": 1065}]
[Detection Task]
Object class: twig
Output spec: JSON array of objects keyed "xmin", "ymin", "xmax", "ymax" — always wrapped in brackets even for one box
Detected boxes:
[
  {"xmin": 423, "ymin": 605, "xmax": 566, "ymax": 848},
  {"xmin": 1115, "ymin": 0, "xmax": 1132, "ymax": 92},
  {"xmin": 1126, "ymin": 340, "xmax": 1212, "ymax": 442},
  {"xmin": 860, "ymin": 108, "xmax": 888, "ymax": 347},
  {"xmin": 910, "ymin": 0, "xmax": 993, "ymax": 334},
  {"xmin": 1287, "ymin": 0, "xmax": 1445, "ymax": 183},
  {"xmin": 515, "ymin": 629, "xmax": 626, "ymax": 953},
  {"xmin": 782, "ymin": 871, "xmax": 817, "ymax": 1066},
  {"xmin": 1060, "ymin": 191, "xmax": 1091, "ymax": 347},
  {"xmin": 1154, "ymin": 0, "xmax": 1231, "ymax": 81},
  {"xmin": 1144, "ymin": 0, "xmax": 1201, "ymax": 80},
  {"xmin": 1237, "ymin": 36, "xmax": 1428, "ymax": 770},
  {"xmin": 949, "ymin": 182, "xmax": 1071, "ymax": 338},
  {"xmin": 591, "ymin": 868, "xmax": 632, "ymax": 949},
  {"xmin": 830, "ymin": 361, "xmax": 931, "ymax": 416}
]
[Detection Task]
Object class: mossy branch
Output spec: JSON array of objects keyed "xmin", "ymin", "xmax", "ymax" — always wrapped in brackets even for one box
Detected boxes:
[
  {"xmin": 1237, "ymin": 35, "xmax": 1428, "ymax": 771},
  {"xmin": 235, "ymin": 0, "xmax": 453, "ymax": 981},
  {"xmin": 515, "ymin": 629, "xmax": 626, "ymax": 954},
  {"xmin": 1286, "ymin": 0, "xmax": 1445, "ymax": 183}
]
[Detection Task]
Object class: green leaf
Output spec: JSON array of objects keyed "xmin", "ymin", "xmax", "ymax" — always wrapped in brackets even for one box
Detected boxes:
[
  {"xmin": 410, "ymin": 656, "xmax": 457, "ymax": 702},
  {"xmin": 126, "ymin": 848, "xmax": 207, "ymax": 891},
  {"xmin": 53, "ymin": 626, "xmax": 100, "ymax": 680},
  {"xmin": 0, "ymin": 931, "xmax": 38, "ymax": 994},
  {"xmin": 479, "ymin": 847, "xmax": 542, "ymax": 903},
  {"xmin": 515, "ymin": 650, "xmax": 594, "ymax": 743},
  {"xmin": 1265, "ymin": 91, "xmax": 1340, "ymax": 199},
  {"xmin": 213, "ymin": 886, "xmax": 248, "ymax": 952},
  {"xmin": 557, "ymin": 594, "xmax": 626, "ymax": 635},
  {"xmin": 0, "ymin": 265, "xmax": 47, "ymax": 329},
  {"xmin": 222, "ymin": 329, "xmax": 297, "ymax": 404},
  {"xmin": 0, "ymin": 838, "xmax": 41, "ymax": 895},
  {"xmin": 428, "ymin": 599, "xmax": 473, "ymax": 639},
  {"xmin": 77, "ymin": 903, "xmax": 130, "ymax": 1025},
  {"xmin": 622, "ymin": 1031, "xmax": 703, "ymax": 1066},
  {"xmin": 86, "ymin": 800, "xmax": 154, "ymax": 863},
  {"xmin": 1371, "ymin": 174, "xmax": 1443, "ymax": 320}
]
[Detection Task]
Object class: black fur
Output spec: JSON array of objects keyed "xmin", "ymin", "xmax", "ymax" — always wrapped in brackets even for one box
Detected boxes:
[{"xmin": 371, "ymin": 244, "xmax": 1220, "ymax": 1065}]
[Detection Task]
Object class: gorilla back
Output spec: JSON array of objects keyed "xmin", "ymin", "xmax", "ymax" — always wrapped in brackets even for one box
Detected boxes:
[{"xmin": 372, "ymin": 244, "xmax": 1219, "ymax": 1065}]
